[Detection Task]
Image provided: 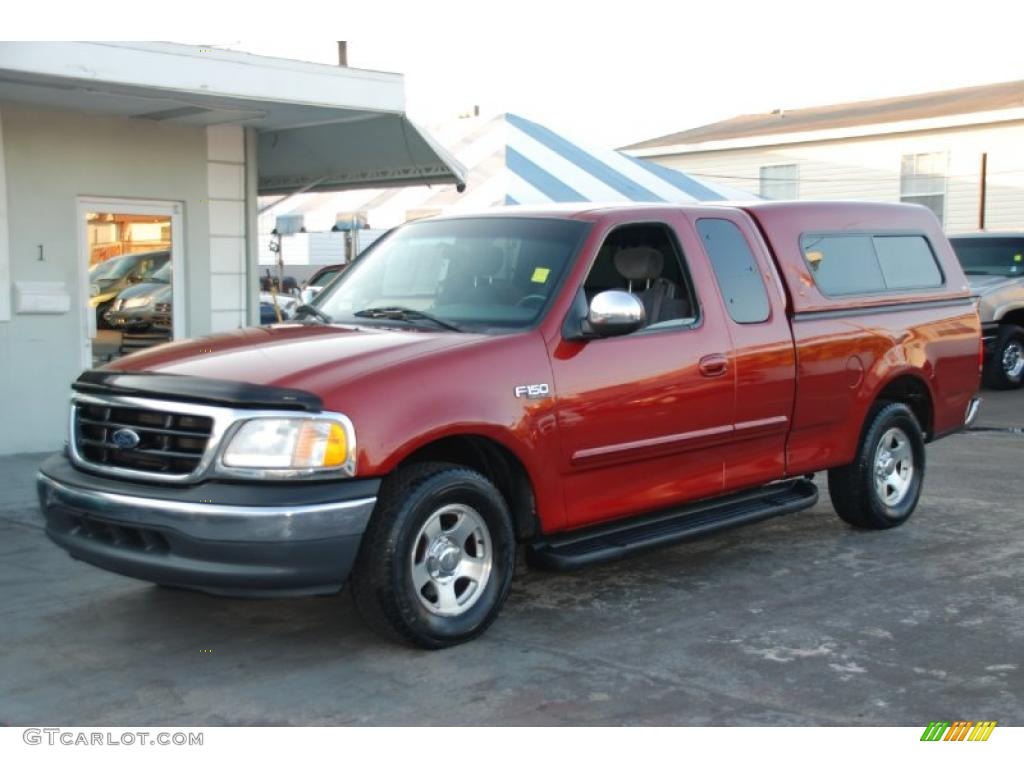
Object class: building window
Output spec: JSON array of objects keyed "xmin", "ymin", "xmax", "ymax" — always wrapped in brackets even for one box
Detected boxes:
[
  {"xmin": 900, "ymin": 152, "xmax": 947, "ymax": 225},
  {"xmin": 759, "ymin": 164, "xmax": 798, "ymax": 200}
]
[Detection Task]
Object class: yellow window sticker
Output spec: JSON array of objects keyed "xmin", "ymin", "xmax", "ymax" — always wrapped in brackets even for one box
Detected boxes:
[
  {"xmin": 531, "ymin": 267, "xmax": 551, "ymax": 283},
  {"xmin": 1014, "ymin": 253, "xmax": 1023, "ymax": 262}
]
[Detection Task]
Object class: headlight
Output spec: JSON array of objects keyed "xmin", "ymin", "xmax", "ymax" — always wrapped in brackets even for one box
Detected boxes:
[
  {"xmin": 220, "ymin": 417, "xmax": 355, "ymax": 477},
  {"xmin": 123, "ymin": 296, "xmax": 153, "ymax": 309}
]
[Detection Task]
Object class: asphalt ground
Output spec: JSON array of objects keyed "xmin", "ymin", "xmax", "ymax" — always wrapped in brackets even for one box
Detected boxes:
[{"xmin": 1, "ymin": 390, "xmax": 1021, "ymax": 725}]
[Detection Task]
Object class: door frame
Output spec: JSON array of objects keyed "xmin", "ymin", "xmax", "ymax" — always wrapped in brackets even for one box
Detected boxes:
[{"xmin": 76, "ymin": 196, "xmax": 185, "ymax": 370}]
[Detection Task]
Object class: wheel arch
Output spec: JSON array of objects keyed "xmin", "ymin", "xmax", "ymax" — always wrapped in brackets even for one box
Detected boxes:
[
  {"xmin": 869, "ymin": 373, "xmax": 935, "ymax": 440},
  {"xmin": 395, "ymin": 433, "xmax": 540, "ymax": 541},
  {"xmin": 995, "ymin": 307, "xmax": 1024, "ymax": 328}
]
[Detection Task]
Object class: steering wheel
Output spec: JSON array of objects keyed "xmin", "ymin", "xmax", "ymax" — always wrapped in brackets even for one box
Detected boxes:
[{"xmin": 516, "ymin": 294, "xmax": 547, "ymax": 309}]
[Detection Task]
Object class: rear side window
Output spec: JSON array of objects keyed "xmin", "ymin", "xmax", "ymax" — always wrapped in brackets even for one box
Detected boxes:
[
  {"xmin": 874, "ymin": 236, "xmax": 943, "ymax": 289},
  {"xmin": 800, "ymin": 233, "xmax": 943, "ymax": 296},
  {"xmin": 697, "ymin": 218, "xmax": 770, "ymax": 323}
]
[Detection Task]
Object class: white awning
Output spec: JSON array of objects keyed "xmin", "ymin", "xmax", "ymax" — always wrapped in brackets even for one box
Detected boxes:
[{"xmin": 0, "ymin": 42, "xmax": 465, "ymax": 195}]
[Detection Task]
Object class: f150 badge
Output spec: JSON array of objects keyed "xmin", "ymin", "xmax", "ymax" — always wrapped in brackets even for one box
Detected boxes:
[{"xmin": 514, "ymin": 383, "xmax": 550, "ymax": 399}]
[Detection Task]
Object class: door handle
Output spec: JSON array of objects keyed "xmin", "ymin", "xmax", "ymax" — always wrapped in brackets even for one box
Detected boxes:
[{"xmin": 698, "ymin": 354, "xmax": 729, "ymax": 377}]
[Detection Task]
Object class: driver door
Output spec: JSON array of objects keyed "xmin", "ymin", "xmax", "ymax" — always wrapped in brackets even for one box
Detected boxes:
[{"xmin": 548, "ymin": 217, "xmax": 737, "ymax": 528}]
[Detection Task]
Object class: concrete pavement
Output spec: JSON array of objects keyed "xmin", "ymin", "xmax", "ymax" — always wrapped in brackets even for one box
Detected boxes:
[{"xmin": 1, "ymin": 392, "xmax": 1021, "ymax": 725}]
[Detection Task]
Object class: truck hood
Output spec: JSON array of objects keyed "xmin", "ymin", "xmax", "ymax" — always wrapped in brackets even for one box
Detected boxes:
[
  {"xmin": 114, "ymin": 281, "xmax": 172, "ymax": 303},
  {"xmin": 967, "ymin": 274, "xmax": 1022, "ymax": 296},
  {"xmin": 107, "ymin": 324, "xmax": 485, "ymax": 393}
]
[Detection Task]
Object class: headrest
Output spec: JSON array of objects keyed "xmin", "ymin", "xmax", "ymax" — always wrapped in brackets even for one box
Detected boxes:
[{"xmin": 614, "ymin": 247, "xmax": 664, "ymax": 281}]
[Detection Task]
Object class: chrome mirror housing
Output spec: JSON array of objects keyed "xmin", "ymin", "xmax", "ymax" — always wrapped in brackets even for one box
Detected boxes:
[{"xmin": 587, "ymin": 290, "xmax": 645, "ymax": 337}]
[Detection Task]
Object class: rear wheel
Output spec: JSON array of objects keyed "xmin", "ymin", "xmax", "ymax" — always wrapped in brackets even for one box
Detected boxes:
[
  {"xmin": 350, "ymin": 462, "xmax": 515, "ymax": 649},
  {"xmin": 828, "ymin": 402, "xmax": 925, "ymax": 529},
  {"xmin": 984, "ymin": 325, "xmax": 1024, "ymax": 390}
]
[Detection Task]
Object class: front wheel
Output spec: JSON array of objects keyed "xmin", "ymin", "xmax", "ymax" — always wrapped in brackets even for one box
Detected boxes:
[
  {"xmin": 350, "ymin": 463, "xmax": 515, "ymax": 649},
  {"xmin": 984, "ymin": 325, "xmax": 1024, "ymax": 390},
  {"xmin": 828, "ymin": 402, "xmax": 926, "ymax": 529}
]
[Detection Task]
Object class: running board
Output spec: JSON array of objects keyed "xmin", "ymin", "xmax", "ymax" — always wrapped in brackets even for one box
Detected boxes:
[{"xmin": 527, "ymin": 479, "xmax": 818, "ymax": 571}]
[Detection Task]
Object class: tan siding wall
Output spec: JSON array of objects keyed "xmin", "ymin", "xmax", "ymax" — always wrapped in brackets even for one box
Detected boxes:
[{"xmin": 650, "ymin": 121, "xmax": 1024, "ymax": 234}]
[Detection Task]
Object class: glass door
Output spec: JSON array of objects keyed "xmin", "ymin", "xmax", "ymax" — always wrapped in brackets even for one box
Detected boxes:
[{"xmin": 78, "ymin": 199, "xmax": 184, "ymax": 369}]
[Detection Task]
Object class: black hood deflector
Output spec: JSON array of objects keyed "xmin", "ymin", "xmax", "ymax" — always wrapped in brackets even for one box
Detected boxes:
[{"xmin": 73, "ymin": 370, "xmax": 323, "ymax": 412}]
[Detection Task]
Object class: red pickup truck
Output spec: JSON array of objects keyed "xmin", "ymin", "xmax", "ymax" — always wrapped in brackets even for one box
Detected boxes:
[{"xmin": 39, "ymin": 201, "xmax": 981, "ymax": 648}]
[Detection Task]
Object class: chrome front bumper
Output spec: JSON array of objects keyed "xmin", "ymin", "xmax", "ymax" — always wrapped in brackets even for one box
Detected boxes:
[
  {"xmin": 965, "ymin": 396, "xmax": 982, "ymax": 429},
  {"xmin": 38, "ymin": 473, "xmax": 376, "ymax": 543},
  {"xmin": 37, "ymin": 455, "xmax": 378, "ymax": 596}
]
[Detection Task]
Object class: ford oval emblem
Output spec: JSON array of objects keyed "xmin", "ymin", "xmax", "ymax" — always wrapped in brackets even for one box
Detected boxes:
[{"xmin": 111, "ymin": 428, "xmax": 141, "ymax": 450}]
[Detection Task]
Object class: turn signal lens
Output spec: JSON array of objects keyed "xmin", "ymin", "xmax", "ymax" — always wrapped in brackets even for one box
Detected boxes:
[{"xmin": 322, "ymin": 422, "xmax": 348, "ymax": 467}]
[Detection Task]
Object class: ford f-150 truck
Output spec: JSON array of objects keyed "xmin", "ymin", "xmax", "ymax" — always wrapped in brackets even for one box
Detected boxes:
[{"xmin": 39, "ymin": 201, "xmax": 982, "ymax": 648}]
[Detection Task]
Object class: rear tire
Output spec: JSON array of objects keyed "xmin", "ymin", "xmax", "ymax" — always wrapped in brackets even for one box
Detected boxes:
[
  {"xmin": 984, "ymin": 325, "xmax": 1024, "ymax": 390},
  {"xmin": 350, "ymin": 462, "xmax": 515, "ymax": 649},
  {"xmin": 828, "ymin": 402, "xmax": 925, "ymax": 529}
]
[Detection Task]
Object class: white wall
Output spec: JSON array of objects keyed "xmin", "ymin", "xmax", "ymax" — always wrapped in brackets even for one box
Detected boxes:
[
  {"xmin": 207, "ymin": 125, "xmax": 248, "ymax": 333},
  {"xmin": 649, "ymin": 120, "xmax": 1024, "ymax": 234},
  {"xmin": 0, "ymin": 103, "xmax": 212, "ymax": 454},
  {"xmin": 0, "ymin": 106, "xmax": 9, "ymax": 322}
]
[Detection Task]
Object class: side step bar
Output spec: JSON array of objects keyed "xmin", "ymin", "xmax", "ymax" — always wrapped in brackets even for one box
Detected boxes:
[{"xmin": 527, "ymin": 479, "xmax": 818, "ymax": 571}]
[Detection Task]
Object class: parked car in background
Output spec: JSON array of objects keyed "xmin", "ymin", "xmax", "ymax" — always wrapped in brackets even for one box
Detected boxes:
[
  {"xmin": 259, "ymin": 290, "xmax": 298, "ymax": 322},
  {"xmin": 299, "ymin": 263, "xmax": 346, "ymax": 305},
  {"xmin": 260, "ymin": 299, "xmax": 284, "ymax": 325},
  {"xmin": 89, "ymin": 250, "xmax": 170, "ymax": 328},
  {"xmin": 949, "ymin": 233, "xmax": 1024, "ymax": 389},
  {"xmin": 40, "ymin": 202, "xmax": 980, "ymax": 649},
  {"xmin": 103, "ymin": 261, "xmax": 172, "ymax": 333}
]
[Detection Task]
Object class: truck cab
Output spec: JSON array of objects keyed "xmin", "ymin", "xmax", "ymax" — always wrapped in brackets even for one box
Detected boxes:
[{"xmin": 39, "ymin": 201, "xmax": 981, "ymax": 648}]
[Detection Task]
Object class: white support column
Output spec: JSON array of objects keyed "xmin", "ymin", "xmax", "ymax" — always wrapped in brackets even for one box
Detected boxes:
[
  {"xmin": 244, "ymin": 127, "xmax": 260, "ymax": 327},
  {"xmin": 206, "ymin": 124, "xmax": 247, "ymax": 332},
  {"xmin": 0, "ymin": 106, "xmax": 11, "ymax": 323}
]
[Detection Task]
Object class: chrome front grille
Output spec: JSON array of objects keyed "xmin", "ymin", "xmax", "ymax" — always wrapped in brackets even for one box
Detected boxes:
[{"xmin": 73, "ymin": 400, "xmax": 214, "ymax": 477}]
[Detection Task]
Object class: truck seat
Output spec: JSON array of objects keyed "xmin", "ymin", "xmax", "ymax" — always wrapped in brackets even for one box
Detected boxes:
[{"xmin": 613, "ymin": 247, "xmax": 689, "ymax": 326}]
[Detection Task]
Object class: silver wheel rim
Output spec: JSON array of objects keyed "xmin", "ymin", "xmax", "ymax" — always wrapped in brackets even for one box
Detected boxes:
[
  {"xmin": 1002, "ymin": 340, "xmax": 1024, "ymax": 379},
  {"xmin": 410, "ymin": 503, "xmax": 493, "ymax": 617},
  {"xmin": 873, "ymin": 427, "xmax": 914, "ymax": 509}
]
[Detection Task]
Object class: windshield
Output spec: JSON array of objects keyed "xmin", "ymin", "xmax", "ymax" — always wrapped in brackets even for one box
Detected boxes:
[
  {"xmin": 90, "ymin": 255, "xmax": 137, "ymax": 281},
  {"xmin": 148, "ymin": 261, "xmax": 172, "ymax": 283},
  {"xmin": 90, "ymin": 252, "xmax": 167, "ymax": 282},
  {"xmin": 310, "ymin": 268, "xmax": 341, "ymax": 288},
  {"xmin": 951, "ymin": 237, "xmax": 1024, "ymax": 277},
  {"xmin": 314, "ymin": 217, "xmax": 589, "ymax": 332}
]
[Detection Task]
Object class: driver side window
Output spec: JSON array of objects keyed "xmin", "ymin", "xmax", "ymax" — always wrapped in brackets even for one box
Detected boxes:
[{"xmin": 583, "ymin": 223, "xmax": 699, "ymax": 331}]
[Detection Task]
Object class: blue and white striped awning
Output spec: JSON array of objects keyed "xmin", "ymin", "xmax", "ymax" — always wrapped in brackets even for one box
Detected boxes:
[
  {"xmin": 500, "ymin": 113, "xmax": 746, "ymax": 204},
  {"xmin": 264, "ymin": 113, "xmax": 753, "ymax": 230}
]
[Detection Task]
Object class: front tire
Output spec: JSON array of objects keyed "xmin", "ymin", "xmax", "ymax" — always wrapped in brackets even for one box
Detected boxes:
[
  {"xmin": 984, "ymin": 324, "xmax": 1024, "ymax": 390},
  {"xmin": 828, "ymin": 402, "xmax": 925, "ymax": 529},
  {"xmin": 350, "ymin": 462, "xmax": 515, "ymax": 649}
]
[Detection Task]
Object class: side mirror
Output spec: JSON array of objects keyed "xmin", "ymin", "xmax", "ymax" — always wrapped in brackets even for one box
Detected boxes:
[{"xmin": 586, "ymin": 290, "xmax": 645, "ymax": 337}]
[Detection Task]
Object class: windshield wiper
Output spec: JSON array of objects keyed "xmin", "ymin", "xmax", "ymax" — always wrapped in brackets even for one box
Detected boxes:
[
  {"xmin": 353, "ymin": 306, "xmax": 464, "ymax": 332},
  {"xmin": 293, "ymin": 304, "xmax": 333, "ymax": 323}
]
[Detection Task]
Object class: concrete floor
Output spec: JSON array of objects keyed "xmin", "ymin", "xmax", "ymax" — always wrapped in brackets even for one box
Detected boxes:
[{"xmin": 1, "ymin": 392, "xmax": 1021, "ymax": 725}]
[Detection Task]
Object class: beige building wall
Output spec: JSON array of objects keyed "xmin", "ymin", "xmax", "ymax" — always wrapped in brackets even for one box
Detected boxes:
[
  {"xmin": 0, "ymin": 103, "xmax": 215, "ymax": 454},
  {"xmin": 650, "ymin": 120, "xmax": 1024, "ymax": 234}
]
